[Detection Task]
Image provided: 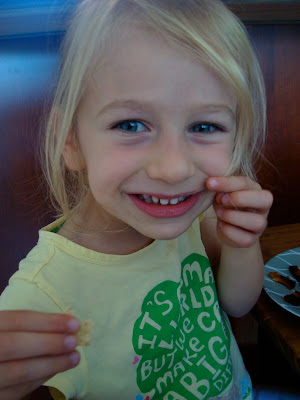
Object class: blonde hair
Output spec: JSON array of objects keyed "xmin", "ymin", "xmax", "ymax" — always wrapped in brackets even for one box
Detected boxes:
[{"xmin": 42, "ymin": 0, "xmax": 266, "ymax": 219}]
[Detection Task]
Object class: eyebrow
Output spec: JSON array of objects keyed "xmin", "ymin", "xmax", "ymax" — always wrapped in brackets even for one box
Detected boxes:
[{"xmin": 97, "ymin": 99, "xmax": 235, "ymax": 119}]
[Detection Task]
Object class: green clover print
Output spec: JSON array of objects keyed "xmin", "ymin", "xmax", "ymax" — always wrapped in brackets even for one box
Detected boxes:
[{"xmin": 132, "ymin": 253, "xmax": 233, "ymax": 400}]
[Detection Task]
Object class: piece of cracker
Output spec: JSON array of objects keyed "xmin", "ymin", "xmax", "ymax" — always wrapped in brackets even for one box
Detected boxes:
[
  {"xmin": 65, "ymin": 308, "xmax": 94, "ymax": 346},
  {"xmin": 76, "ymin": 319, "xmax": 94, "ymax": 346}
]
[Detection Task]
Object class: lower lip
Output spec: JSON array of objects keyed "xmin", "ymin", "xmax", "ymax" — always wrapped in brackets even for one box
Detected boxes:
[{"xmin": 129, "ymin": 193, "xmax": 201, "ymax": 218}]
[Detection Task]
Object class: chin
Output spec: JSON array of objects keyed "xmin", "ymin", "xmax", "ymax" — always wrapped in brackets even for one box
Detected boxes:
[{"xmin": 143, "ymin": 222, "xmax": 192, "ymax": 241}]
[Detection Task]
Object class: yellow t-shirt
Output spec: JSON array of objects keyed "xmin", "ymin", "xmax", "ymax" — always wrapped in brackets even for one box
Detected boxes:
[{"xmin": 0, "ymin": 216, "xmax": 252, "ymax": 400}]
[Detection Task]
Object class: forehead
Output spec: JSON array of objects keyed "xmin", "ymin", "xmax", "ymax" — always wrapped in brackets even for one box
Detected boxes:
[{"xmin": 83, "ymin": 25, "xmax": 236, "ymax": 113}]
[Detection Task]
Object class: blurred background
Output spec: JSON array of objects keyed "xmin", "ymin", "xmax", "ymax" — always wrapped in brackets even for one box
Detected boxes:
[
  {"xmin": 0, "ymin": 0, "xmax": 74, "ymax": 293},
  {"xmin": 0, "ymin": 0, "xmax": 299, "ymax": 393}
]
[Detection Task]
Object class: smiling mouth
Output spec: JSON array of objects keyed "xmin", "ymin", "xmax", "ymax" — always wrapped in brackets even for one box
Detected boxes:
[
  {"xmin": 129, "ymin": 192, "xmax": 201, "ymax": 218},
  {"xmin": 136, "ymin": 194, "xmax": 192, "ymax": 205}
]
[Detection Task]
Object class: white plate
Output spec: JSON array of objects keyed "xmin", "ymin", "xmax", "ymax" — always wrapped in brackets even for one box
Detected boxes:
[{"xmin": 264, "ymin": 247, "xmax": 300, "ymax": 317}]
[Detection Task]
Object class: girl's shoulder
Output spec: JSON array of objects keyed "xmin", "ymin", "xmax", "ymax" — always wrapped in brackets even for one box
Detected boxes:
[{"xmin": 16, "ymin": 236, "xmax": 56, "ymax": 279}]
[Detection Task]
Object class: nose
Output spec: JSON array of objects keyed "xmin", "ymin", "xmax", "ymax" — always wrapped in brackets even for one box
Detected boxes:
[{"xmin": 145, "ymin": 134, "xmax": 195, "ymax": 184}]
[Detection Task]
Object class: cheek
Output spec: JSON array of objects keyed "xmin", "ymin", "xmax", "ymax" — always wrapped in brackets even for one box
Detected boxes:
[
  {"xmin": 84, "ymin": 150, "xmax": 140, "ymax": 192},
  {"xmin": 197, "ymin": 147, "xmax": 232, "ymax": 177}
]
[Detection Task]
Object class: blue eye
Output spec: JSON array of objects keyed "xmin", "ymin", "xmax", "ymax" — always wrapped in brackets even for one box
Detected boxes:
[
  {"xmin": 113, "ymin": 120, "xmax": 146, "ymax": 133},
  {"xmin": 190, "ymin": 123, "xmax": 222, "ymax": 134}
]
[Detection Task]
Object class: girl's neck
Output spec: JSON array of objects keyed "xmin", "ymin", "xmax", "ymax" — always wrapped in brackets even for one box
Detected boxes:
[{"xmin": 57, "ymin": 196, "xmax": 154, "ymax": 255}]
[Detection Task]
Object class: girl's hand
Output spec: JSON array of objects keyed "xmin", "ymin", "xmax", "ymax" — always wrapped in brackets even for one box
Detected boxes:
[
  {"xmin": 206, "ymin": 176, "xmax": 273, "ymax": 248},
  {"xmin": 0, "ymin": 310, "xmax": 80, "ymax": 400}
]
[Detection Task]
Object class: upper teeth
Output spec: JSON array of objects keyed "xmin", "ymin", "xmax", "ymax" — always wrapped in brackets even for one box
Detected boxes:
[{"xmin": 138, "ymin": 194, "xmax": 188, "ymax": 205}]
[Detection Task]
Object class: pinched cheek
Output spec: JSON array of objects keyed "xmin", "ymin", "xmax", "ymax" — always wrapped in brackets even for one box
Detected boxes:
[{"xmin": 196, "ymin": 150, "xmax": 232, "ymax": 176}]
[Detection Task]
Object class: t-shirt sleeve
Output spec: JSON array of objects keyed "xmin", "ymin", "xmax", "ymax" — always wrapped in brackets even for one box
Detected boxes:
[{"xmin": 0, "ymin": 279, "xmax": 87, "ymax": 399}]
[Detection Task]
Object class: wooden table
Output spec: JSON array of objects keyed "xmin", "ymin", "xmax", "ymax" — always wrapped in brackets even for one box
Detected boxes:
[{"xmin": 253, "ymin": 223, "xmax": 300, "ymax": 376}]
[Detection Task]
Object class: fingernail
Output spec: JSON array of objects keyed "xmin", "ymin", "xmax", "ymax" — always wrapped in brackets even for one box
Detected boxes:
[
  {"xmin": 216, "ymin": 208, "xmax": 223, "ymax": 217},
  {"xmin": 68, "ymin": 318, "xmax": 80, "ymax": 332},
  {"xmin": 69, "ymin": 351, "xmax": 80, "ymax": 365},
  {"xmin": 64, "ymin": 335, "xmax": 77, "ymax": 350},
  {"xmin": 222, "ymin": 194, "xmax": 230, "ymax": 205},
  {"xmin": 209, "ymin": 179, "xmax": 218, "ymax": 189}
]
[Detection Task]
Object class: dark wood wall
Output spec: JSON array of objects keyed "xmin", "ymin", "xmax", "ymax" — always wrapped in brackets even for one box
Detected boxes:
[
  {"xmin": 0, "ymin": 35, "xmax": 60, "ymax": 294},
  {"xmin": 0, "ymin": 23, "xmax": 299, "ymax": 294},
  {"xmin": 249, "ymin": 24, "xmax": 300, "ymax": 226}
]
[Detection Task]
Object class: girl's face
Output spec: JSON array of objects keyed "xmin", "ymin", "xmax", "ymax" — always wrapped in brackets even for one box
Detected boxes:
[{"xmin": 65, "ymin": 26, "xmax": 236, "ymax": 244}]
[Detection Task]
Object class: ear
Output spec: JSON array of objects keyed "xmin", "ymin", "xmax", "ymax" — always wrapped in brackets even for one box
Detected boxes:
[{"xmin": 62, "ymin": 129, "xmax": 86, "ymax": 171}]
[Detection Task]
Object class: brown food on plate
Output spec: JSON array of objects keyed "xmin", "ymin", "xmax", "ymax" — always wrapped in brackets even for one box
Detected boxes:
[
  {"xmin": 289, "ymin": 265, "xmax": 300, "ymax": 283},
  {"xmin": 268, "ymin": 271, "xmax": 296, "ymax": 290},
  {"xmin": 284, "ymin": 291, "xmax": 300, "ymax": 306}
]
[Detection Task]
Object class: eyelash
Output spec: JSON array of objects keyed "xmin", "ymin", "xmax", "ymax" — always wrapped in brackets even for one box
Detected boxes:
[
  {"xmin": 190, "ymin": 122, "xmax": 225, "ymax": 134},
  {"xmin": 111, "ymin": 120, "xmax": 147, "ymax": 133},
  {"xmin": 111, "ymin": 120, "xmax": 226, "ymax": 134}
]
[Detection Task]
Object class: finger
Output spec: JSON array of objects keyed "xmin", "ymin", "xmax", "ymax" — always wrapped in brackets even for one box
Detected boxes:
[
  {"xmin": 216, "ymin": 190, "xmax": 273, "ymax": 211},
  {"xmin": 0, "ymin": 310, "xmax": 80, "ymax": 334},
  {"xmin": 0, "ymin": 351, "xmax": 80, "ymax": 389},
  {"xmin": 0, "ymin": 376, "xmax": 53, "ymax": 400},
  {"xmin": 216, "ymin": 208, "xmax": 267, "ymax": 233},
  {"xmin": 0, "ymin": 332, "xmax": 78, "ymax": 362},
  {"xmin": 217, "ymin": 221, "xmax": 256, "ymax": 248},
  {"xmin": 207, "ymin": 176, "xmax": 261, "ymax": 192}
]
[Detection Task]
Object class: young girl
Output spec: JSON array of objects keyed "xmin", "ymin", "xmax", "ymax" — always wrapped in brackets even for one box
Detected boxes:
[{"xmin": 0, "ymin": 0, "xmax": 274, "ymax": 399}]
